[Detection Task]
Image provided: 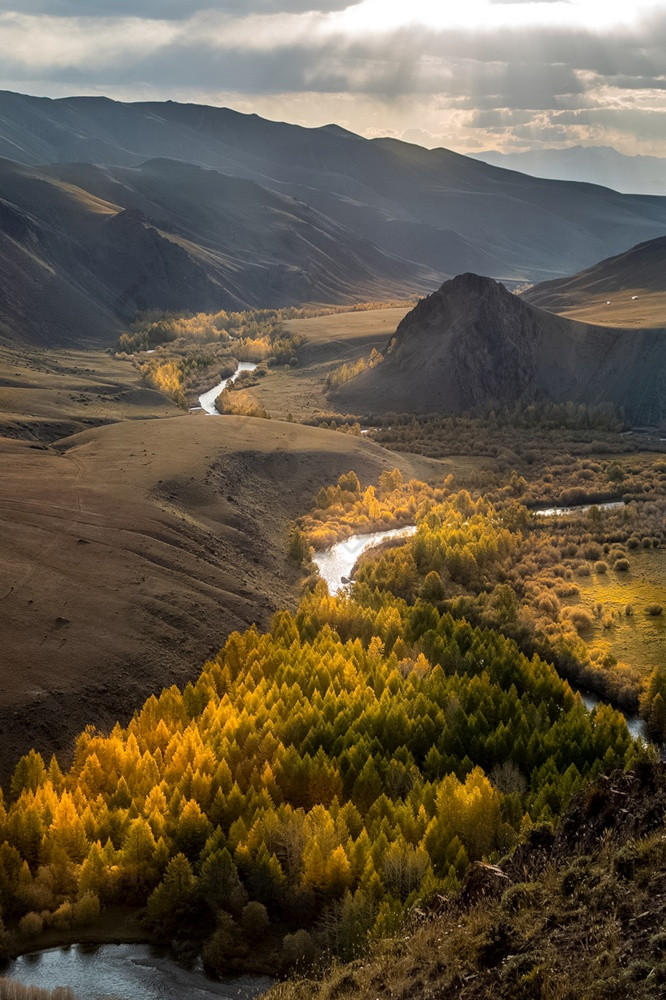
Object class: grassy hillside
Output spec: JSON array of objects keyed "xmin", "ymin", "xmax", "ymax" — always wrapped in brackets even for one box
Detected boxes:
[
  {"xmin": 0, "ymin": 348, "xmax": 446, "ymax": 784},
  {"xmin": 0, "ymin": 158, "xmax": 430, "ymax": 347},
  {"xmin": 523, "ymin": 237, "xmax": 666, "ymax": 328}
]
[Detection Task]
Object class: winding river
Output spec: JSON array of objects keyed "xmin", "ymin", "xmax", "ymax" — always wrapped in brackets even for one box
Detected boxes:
[
  {"xmin": 6, "ymin": 944, "xmax": 273, "ymax": 1000},
  {"xmin": 198, "ymin": 362, "xmax": 258, "ymax": 415},
  {"xmin": 6, "ymin": 513, "xmax": 647, "ymax": 996},
  {"xmin": 312, "ymin": 525, "xmax": 417, "ymax": 596},
  {"xmin": 313, "ymin": 524, "xmax": 649, "ymax": 742}
]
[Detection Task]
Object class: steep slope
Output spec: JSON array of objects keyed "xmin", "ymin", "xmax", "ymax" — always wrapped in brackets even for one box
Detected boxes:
[
  {"xmin": 1, "ymin": 92, "xmax": 666, "ymax": 283},
  {"xmin": 334, "ymin": 273, "xmax": 666, "ymax": 423},
  {"xmin": 471, "ymin": 145, "xmax": 666, "ymax": 196},
  {"xmin": 270, "ymin": 757, "xmax": 666, "ymax": 1000},
  {"xmin": 523, "ymin": 236, "xmax": 666, "ymax": 329},
  {"xmin": 0, "ymin": 158, "xmax": 430, "ymax": 346}
]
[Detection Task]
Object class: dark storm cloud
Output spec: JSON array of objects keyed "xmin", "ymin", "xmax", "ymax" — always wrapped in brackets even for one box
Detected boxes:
[{"xmin": 6, "ymin": 15, "xmax": 661, "ymax": 105}]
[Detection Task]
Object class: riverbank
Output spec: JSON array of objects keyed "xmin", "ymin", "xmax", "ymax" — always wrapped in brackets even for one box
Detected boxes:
[
  {"xmin": 7, "ymin": 908, "xmax": 152, "ymax": 961},
  {"xmin": 311, "ymin": 523, "xmax": 657, "ymax": 746},
  {"xmin": 5, "ymin": 943, "xmax": 274, "ymax": 1000},
  {"xmin": 5, "ymin": 909, "xmax": 285, "ymax": 992},
  {"xmin": 198, "ymin": 362, "xmax": 258, "ymax": 415}
]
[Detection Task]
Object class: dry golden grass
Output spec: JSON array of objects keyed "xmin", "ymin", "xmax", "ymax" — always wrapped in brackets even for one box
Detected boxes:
[
  {"xmin": 283, "ymin": 306, "xmax": 410, "ymax": 345},
  {"xmin": 555, "ymin": 290, "xmax": 666, "ymax": 329},
  {"xmin": 0, "ymin": 365, "xmax": 448, "ymax": 786},
  {"xmin": 0, "ymin": 982, "xmax": 75, "ymax": 1000},
  {"xmin": 0, "ymin": 344, "xmax": 178, "ymax": 439},
  {"xmin": 248, "ymin": 307, "xmax": 408, "ymax": 421}
]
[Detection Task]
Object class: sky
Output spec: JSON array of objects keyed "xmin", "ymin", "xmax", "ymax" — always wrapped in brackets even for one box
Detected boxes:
[{"xmin": 0, "ymin": 0, "xmax": 664, "ymax": 155}]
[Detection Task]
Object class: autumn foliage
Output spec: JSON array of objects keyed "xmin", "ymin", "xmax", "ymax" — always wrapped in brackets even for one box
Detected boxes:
[{"xmin": 0, "ymin": 488, "xmax": 631, "ymax": 966}]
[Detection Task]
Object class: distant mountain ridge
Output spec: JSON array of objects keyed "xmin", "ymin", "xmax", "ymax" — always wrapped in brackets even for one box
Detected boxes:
[
  {"xmin": 3, "ymin": 92, "xmax": 666, "ymax": 278},
  {"xmin": 334, "ymin": 273, "xmax": 666, "ymax": 424},
  {"xmin": 470, "ymin": 146, "xmax": 666, "ymax": 196},
  {"xmin": 2, "ymin": 91, "xmax": 666, "ymax": 345}
]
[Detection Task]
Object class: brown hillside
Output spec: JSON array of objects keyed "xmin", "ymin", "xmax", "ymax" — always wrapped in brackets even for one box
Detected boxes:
[
  {"xmin": 0, "ymin": 406, "xmax": 443, "ymax": 786},
  {"xmin": 0, "ymin": 157, "xmax": 431, "ymax": 348}
]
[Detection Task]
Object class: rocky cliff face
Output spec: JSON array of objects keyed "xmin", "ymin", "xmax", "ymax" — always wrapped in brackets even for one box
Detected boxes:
[{"xmin": 335, "ymin": 273, "xmax": 666, "ymax": 424}]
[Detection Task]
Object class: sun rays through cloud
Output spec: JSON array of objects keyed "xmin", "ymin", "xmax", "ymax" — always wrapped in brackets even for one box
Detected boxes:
[{"xmin": 0, "ymin": 0, "xmax": 663, "ymax": 155}]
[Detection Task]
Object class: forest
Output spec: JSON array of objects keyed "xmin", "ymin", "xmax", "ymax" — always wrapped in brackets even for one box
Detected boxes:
[
  {"xmin": 300, "ymin": 469, "xmax": 664, "ymax": 712},
  {"xmin": 0, "ymin": 473, "xmax": 639, "ymax": 977}
]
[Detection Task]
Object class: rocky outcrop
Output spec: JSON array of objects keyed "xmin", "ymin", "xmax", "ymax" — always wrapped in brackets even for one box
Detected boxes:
[{"xmin": 335, "ymin": 273, "xmax": 666, "ymax": 424}]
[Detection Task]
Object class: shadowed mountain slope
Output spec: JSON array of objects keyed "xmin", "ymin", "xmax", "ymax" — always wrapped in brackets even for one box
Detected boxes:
[
  {"xmin": 334, "ymin": 273, "xmax": 666, "ymax": 424},
  {"xmin": 1, "ymin": 91, "xmax": 666, "ymax": 288},
  {"xmin": 523, "ymin": 236, "xmax": 666, "ymax": 329},
  {"xmin": 0, "ymin": 157, "xmax": 430, "ymax": 346}
]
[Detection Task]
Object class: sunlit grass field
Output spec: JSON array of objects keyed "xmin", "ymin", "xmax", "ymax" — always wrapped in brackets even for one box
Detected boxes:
[{"xmin": 568, "ymin": 548, "xmax": 666, "ymax": 676}]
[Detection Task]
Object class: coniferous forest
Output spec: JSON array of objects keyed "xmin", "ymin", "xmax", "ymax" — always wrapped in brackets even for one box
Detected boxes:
[{"xmin": 0, "ymin": 479, "xmax": 637, "ymax": 978}]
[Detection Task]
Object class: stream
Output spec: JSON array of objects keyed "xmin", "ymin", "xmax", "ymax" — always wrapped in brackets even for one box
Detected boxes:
[
  {"xmin": 197, "ymin": 362, "xmax": 258, "ymax": 415},
  {"xmin": 312, "ymin": 525, "xmax": 417, "ymax": 597},
  {"xmin": 313, "ymin": 525, "xmax": 649, "ymax": 741},
  {"xmin": 6, "ymin": 519, "xmax": 648, "ymax": 997},
  {"xmin": 534, "ymin": 500, "xmax": 625, "ymax": 517},
  {"xmin": 311, "ymin": 503, "xmax": 629, "ymax": 599},
  {"xmin": 6, "ymin": 944, "xmax": 273, "ymax": 1000}
]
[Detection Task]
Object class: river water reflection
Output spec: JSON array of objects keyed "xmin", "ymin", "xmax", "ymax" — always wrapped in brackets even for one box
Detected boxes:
[
  {"xmin": 534, "ymin": 500, "xmax": 625, "ymax": 517},
  {"xmin": 312, "ymin": 525, "xmax": 417, "ymax": 596},
  {"xmin": 8, "ymin": 944, "xmax": 273, "ymax": 1000},
  {"xmin": 198, "ymin": 362, "xmax": 258, "ymax": 415}
]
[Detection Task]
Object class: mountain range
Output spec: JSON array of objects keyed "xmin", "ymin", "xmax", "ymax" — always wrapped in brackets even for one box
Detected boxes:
[
  {"xmin": 1, "ymin": 91, "xmax": 666, "ymax": 346},
  {"xmin": 470, "ymin": 146, "xmax": 666, "ymax": 196},
  {"xmin": 0, "ymin": 156, "xmax": 423, "ymax": 346}
]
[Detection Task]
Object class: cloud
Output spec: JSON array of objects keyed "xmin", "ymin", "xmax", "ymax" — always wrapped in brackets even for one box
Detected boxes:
[
  {"xmin": 488, "ymin": 0, "xmax": 571, "ymax": 4},
  {"xmin": 0, "ymin": 1, "xmax": 663, "ymax": 155},
  {"xmin": 0, "ymin": 1, "xmax": 352, "ymax": 17}
]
